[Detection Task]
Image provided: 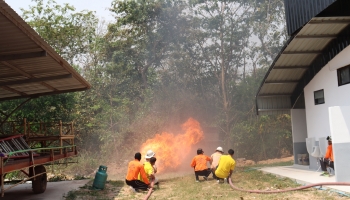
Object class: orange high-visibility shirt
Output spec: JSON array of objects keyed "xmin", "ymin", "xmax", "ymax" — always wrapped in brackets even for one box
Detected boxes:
[
  {"xmin": 126, "ymin": 159, "xmax": 150, "ymax": 185},
  {"xmin": 325, "ymin": 145, "xmax": 334, "ymax": 161},
  {"xmin": 190, "ymin": 154, "xmax": 211, "ymax": 171}
]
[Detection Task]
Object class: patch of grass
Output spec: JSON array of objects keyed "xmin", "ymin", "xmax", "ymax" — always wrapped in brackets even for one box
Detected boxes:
[
  {"xmin": 108, "ymin": 180, "xmax": 124, "ymax": 187},
  {"xmin": 66, "ymin": 162, "xmax": 348, "ymax": 200},
  {"xmin": 64, "ymin": 180, "xmax": 124, "ymax": 200}
]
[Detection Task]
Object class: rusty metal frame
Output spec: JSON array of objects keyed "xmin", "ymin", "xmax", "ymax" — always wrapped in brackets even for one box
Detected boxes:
[{"xmin": 0, "ymin": 146, "xmax": 77, "ymax": 197}]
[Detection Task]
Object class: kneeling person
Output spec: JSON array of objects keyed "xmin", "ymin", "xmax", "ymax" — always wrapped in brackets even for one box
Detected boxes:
[
  {"xmin": 190, "ymin": 148, "xmax": 212, "ymax": 182},
  {"xmin": 139, "ymin": 157, "xmax": 159, "ymax": 185},
  {"xmin": 215, "ymin": 149, "xmax": 235, "ymax": 183},
  {"xmin": 126, "ymin": 152, "xmax": 151, "ymax": 191}
]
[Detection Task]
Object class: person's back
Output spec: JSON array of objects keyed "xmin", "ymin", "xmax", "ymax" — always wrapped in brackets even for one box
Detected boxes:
[
  {"xmin": 125, "ymin": 152, "xmax": 150, "ymax": 191},
  {"xmin": 211, "ymin": 152, "xmax": 222, "ymax": 168},
  {"xmin": 215, "ymin": 149, "xmax": 236, "ymax": 183},
  {"xmin": 191, "ymin": 154, "xmax": 211, "ymax": 171},
  {"xmin": 215, "ymin": 155, "xmax": 235, "ymax": 178},
  {"xmin": 127, "ymin": 159, "xmax": 145, "ymax": 181},
  {"xmin": 190, "ymin": 148, "xmax": 212, "ymax": 182},
  {"xmin": 138, "ymin": 161, "xmax": 153, "ymax": 182}
]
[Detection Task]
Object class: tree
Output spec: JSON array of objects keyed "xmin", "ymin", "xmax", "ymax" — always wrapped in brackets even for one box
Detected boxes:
[
  {"xmin": 106, "ymin": 0, "xmax": 188, "ymax": 91},
  {"xmin": 21, "ymin": 0, "xmax": 98, "ymax": 65}
]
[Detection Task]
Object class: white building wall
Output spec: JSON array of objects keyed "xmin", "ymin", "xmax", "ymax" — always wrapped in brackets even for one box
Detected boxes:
[
  {"xmin": 291, "ymin": 109, "xmax": 308, "ymax": 164},
  {"xmin": 291, "ymin": 109, "xmax": 307, "ymax": 143},
  {"xmin": 304, "ymin": 52, "xmax": 350, "ymax": 139},
  {"xmin": 304, "ymin": 46, "xmax": 350, "ymax": 172}
]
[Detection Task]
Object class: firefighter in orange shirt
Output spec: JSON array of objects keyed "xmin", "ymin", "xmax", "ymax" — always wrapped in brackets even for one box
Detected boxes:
[
  {"xmin": 320, "ymin": 136, "xmax": 334, "ymax": 176},
  {"xmin": 126, "ymin": 152, "xmax": 152, "ymax": 191},
  {"xmin": 190, "ymin": 148, "xmax": 212, "ymax": 182}
]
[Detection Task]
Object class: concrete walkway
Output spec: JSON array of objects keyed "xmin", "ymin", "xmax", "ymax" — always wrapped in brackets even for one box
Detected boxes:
[
  {"xmin": 0, "ymin": 179, "xmax": 90, "ymax": 200},
  {"xmin": 259, "ymin": 165, "xmax": 350, "ymax": 194}
]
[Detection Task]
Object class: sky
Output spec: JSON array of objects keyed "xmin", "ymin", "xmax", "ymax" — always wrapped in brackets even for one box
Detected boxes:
[{"xmin": 5, "ymin": 0, "xmax": 115, "ymax": 22}]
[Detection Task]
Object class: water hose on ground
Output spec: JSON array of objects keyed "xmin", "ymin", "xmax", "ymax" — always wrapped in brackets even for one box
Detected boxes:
[
  {"xmin": 228, "ymin": 177, "xmax": 350, "ymax": 194},
  {"xmin": 143, "ymin": 179, "xmax": 155, "ymax": 200}
]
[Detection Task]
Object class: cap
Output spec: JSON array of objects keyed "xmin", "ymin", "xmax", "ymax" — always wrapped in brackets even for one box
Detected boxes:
[
  {"xmin": 327, "ymin": 136, "xmax": 332, "ymax": 142},
  {"xmin": 145, "ymin": 150, "xmax": 155, "ymax": 159},
  {"xmin": 216, "ymin": 146, "xmax": 223, "ymax": 152}
]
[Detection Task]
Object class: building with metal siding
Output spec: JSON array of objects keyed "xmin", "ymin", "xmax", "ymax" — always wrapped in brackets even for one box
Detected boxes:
[
  {"xmin": 284, "ymin": 0, "xmax": 335, "ymax": 35},
  {"xmin": 256, "ymin": 0, "xmax": 350, "ymax": 181}
]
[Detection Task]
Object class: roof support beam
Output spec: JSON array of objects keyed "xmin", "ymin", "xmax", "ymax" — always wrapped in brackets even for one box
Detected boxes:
[
  {"xmin": 1, "ymin": 61, "xmax": 33, "ymax": 77},
  {"xmin": 0, "ymin": 51, "xmax": 47, "ymax": 61},
  {"xmin": 273, "ymin": 66, "xmax": 309, "ymax": 69},
  {"xmin": 258, "ymin": 94, "xmax": 292, "ymax": 97},
  {"xmin": 1, "ymin": 61, "xmax": 58, "ymax": 91},
  {"xmin": 295, "ymin": 35, "xmax": 337, "ymax": 39},
  {"xmin": 309, "ymin": 20, "xmax": 350, "ymax": 24},
  {"xmin": 0, "ymin": 74, "xmax": 72, "ymax": 87},
  {"xmin": 258, "ymin": 109, "xmax": 290, "ymax": 111},
  {"xmin": 265, "ymin": 80, "xmax": 299, "ymax": 84},
  {"xmin": 0, "ymin": 86, "xmax": 28, "ymax": 96},
  {"xmin": 283, "ymin": 51, "xmax": 322, "ymax": 54}
]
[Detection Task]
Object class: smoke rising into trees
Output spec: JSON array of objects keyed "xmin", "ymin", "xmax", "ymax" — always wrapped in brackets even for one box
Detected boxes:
[{"xmin": 0, "ymin": 0, "xmax": 291, "ymax": 173}]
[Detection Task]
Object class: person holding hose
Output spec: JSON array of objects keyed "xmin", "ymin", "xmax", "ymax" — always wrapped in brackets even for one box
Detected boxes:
[
  {"xmin": 210, "ymin": 146, "xmax": 224, "ymax": 180},
  {"xmin": 320, "ymin": 136, "xmax": 334, "ymax": 176},
  {"xmin": 190, "ymin": 148, "xmax": 212, "ymax": 182},
  {"xmin": 126, "ymin": 152, "xmax": 152, "ymax": 191},
  {"xmin": 215, "ymin": 149, "xmax": 236, "ymax": 183}
]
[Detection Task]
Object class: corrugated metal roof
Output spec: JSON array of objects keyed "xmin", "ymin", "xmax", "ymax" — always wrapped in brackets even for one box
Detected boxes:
[
  {"xmin": 256, "ymin": 16, "xmax": 350, "ymax": 115},
  {"xmin": 0, "ymin": 1, "xmax": 91, "ymax": 101}
]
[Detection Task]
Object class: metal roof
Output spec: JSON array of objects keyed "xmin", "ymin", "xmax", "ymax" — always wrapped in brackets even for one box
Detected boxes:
[
  {"xmin": 0, "ymin": 1, "xmax": 91, "ymax": 101},
  {"xmin": 256, "ymin": 17, "xmax": 350, "ymax": 115}
]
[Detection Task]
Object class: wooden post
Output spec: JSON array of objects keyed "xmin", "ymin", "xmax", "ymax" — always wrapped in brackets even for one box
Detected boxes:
[
  {"xmin": 24, "ymin": 118, "xmax": 27, "ymax": 138},
  {"xmin": 59, "ymin": 121, "xmax": 63, "ymax": 154},
  {"xmin": 1, "ymin": 157, "xmax": 4, "ymax": 197},
  {"xmin": 12, "ymin": 121, "xmax": 15, "ymax": 135},
  {"xmin": 71, "ymin": 122, "xmax": 75, "ymax": 152}
]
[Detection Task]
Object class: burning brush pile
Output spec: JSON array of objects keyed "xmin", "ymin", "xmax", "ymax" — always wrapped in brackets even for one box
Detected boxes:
[{"xmin": 140, "ymin": 118, "xmax": 204, "ymax": 172}]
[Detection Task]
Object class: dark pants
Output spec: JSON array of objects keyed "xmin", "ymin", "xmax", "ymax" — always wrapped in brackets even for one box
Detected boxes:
[
  {"xmin": 125, "ymin": 179, "xmax": 148, "ymax": 191},
  {"xmin": 194, "ymin": 168, "xmax": 212, "ymax": 180},
  {"xmin": 212, "ymin": 166, "xmax": 218, "ymax": 179},
  {"xmin": 319, "ymin": 158, "xmax": 334, "ymax": 172}
]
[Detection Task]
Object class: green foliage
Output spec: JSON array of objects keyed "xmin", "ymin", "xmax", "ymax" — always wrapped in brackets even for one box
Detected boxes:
[
  {"xmin": 21, "ymin": 0, "xmax": 98, "ymax": 64},
  {"xmin": 3, "ymin": 0, "xmax": 292, "ymax": 173},
  {"xmin": 232, "ymin": 114, "xmax": 292, "ymax": 161},
  {"xmin": 0, "ymin": 94, "xmax": 76, "ymax": 122}
]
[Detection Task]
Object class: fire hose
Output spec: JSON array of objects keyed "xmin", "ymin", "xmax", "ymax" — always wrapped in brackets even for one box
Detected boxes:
[
  {"xmin": 143, "ymin": 174, "xmax": 350, "ymax": 199},
  {"xmin": 228, "ymin": 177, "xmax": 350, "ymax": 194},
  {"xmin": 143, "ymin": 179, "xmax": 155, "ymax": 200}
]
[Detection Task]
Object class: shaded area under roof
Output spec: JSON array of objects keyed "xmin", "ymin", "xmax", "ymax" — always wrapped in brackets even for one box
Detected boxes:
[
  {"xmin": 256, "ymin": 16, "xmax": 350, "ymax": 115},
  {"xmin": 0, "ymin": 1, "xmax": 91, "ymax": 101}
]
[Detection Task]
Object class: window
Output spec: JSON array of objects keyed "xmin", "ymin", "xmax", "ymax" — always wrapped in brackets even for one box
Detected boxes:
[
  {"xmin": 338, "ymin": 65, "xmax": 350, "ymax": 86},
  {"xmin": 314, "ymin": 89, "xmax": 325, "ymax": 105}
]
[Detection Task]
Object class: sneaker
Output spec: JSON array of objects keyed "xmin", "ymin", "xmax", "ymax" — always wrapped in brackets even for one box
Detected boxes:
[
  {"xmin": 216, "ymin": 180, "xmax": 220, "ymax": 183},
  {"xmin": 195, "ymin": 180, "xmax": 199, "ymax": 182},
  {"xmin": 203, "ymin": 176, "xmax": 208, "ymax": 181},
  {"xmin": 320, "ymin": 172, "xmax": 329, "ymax": 176},
  {"xmin": 129, "ymin": 187, "xmax": 136, "ymax": 193}
]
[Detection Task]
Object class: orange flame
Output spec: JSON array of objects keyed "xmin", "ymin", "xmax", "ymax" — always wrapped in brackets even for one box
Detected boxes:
[{"xmin": 140, "ymin": 118, "xmax": 203, "ymax": 172}]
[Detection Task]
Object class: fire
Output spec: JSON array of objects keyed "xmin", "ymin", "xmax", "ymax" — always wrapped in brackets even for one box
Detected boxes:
[{"xmin": 140, "ymin": 118, "xmax": 203, "ymax": 172}]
